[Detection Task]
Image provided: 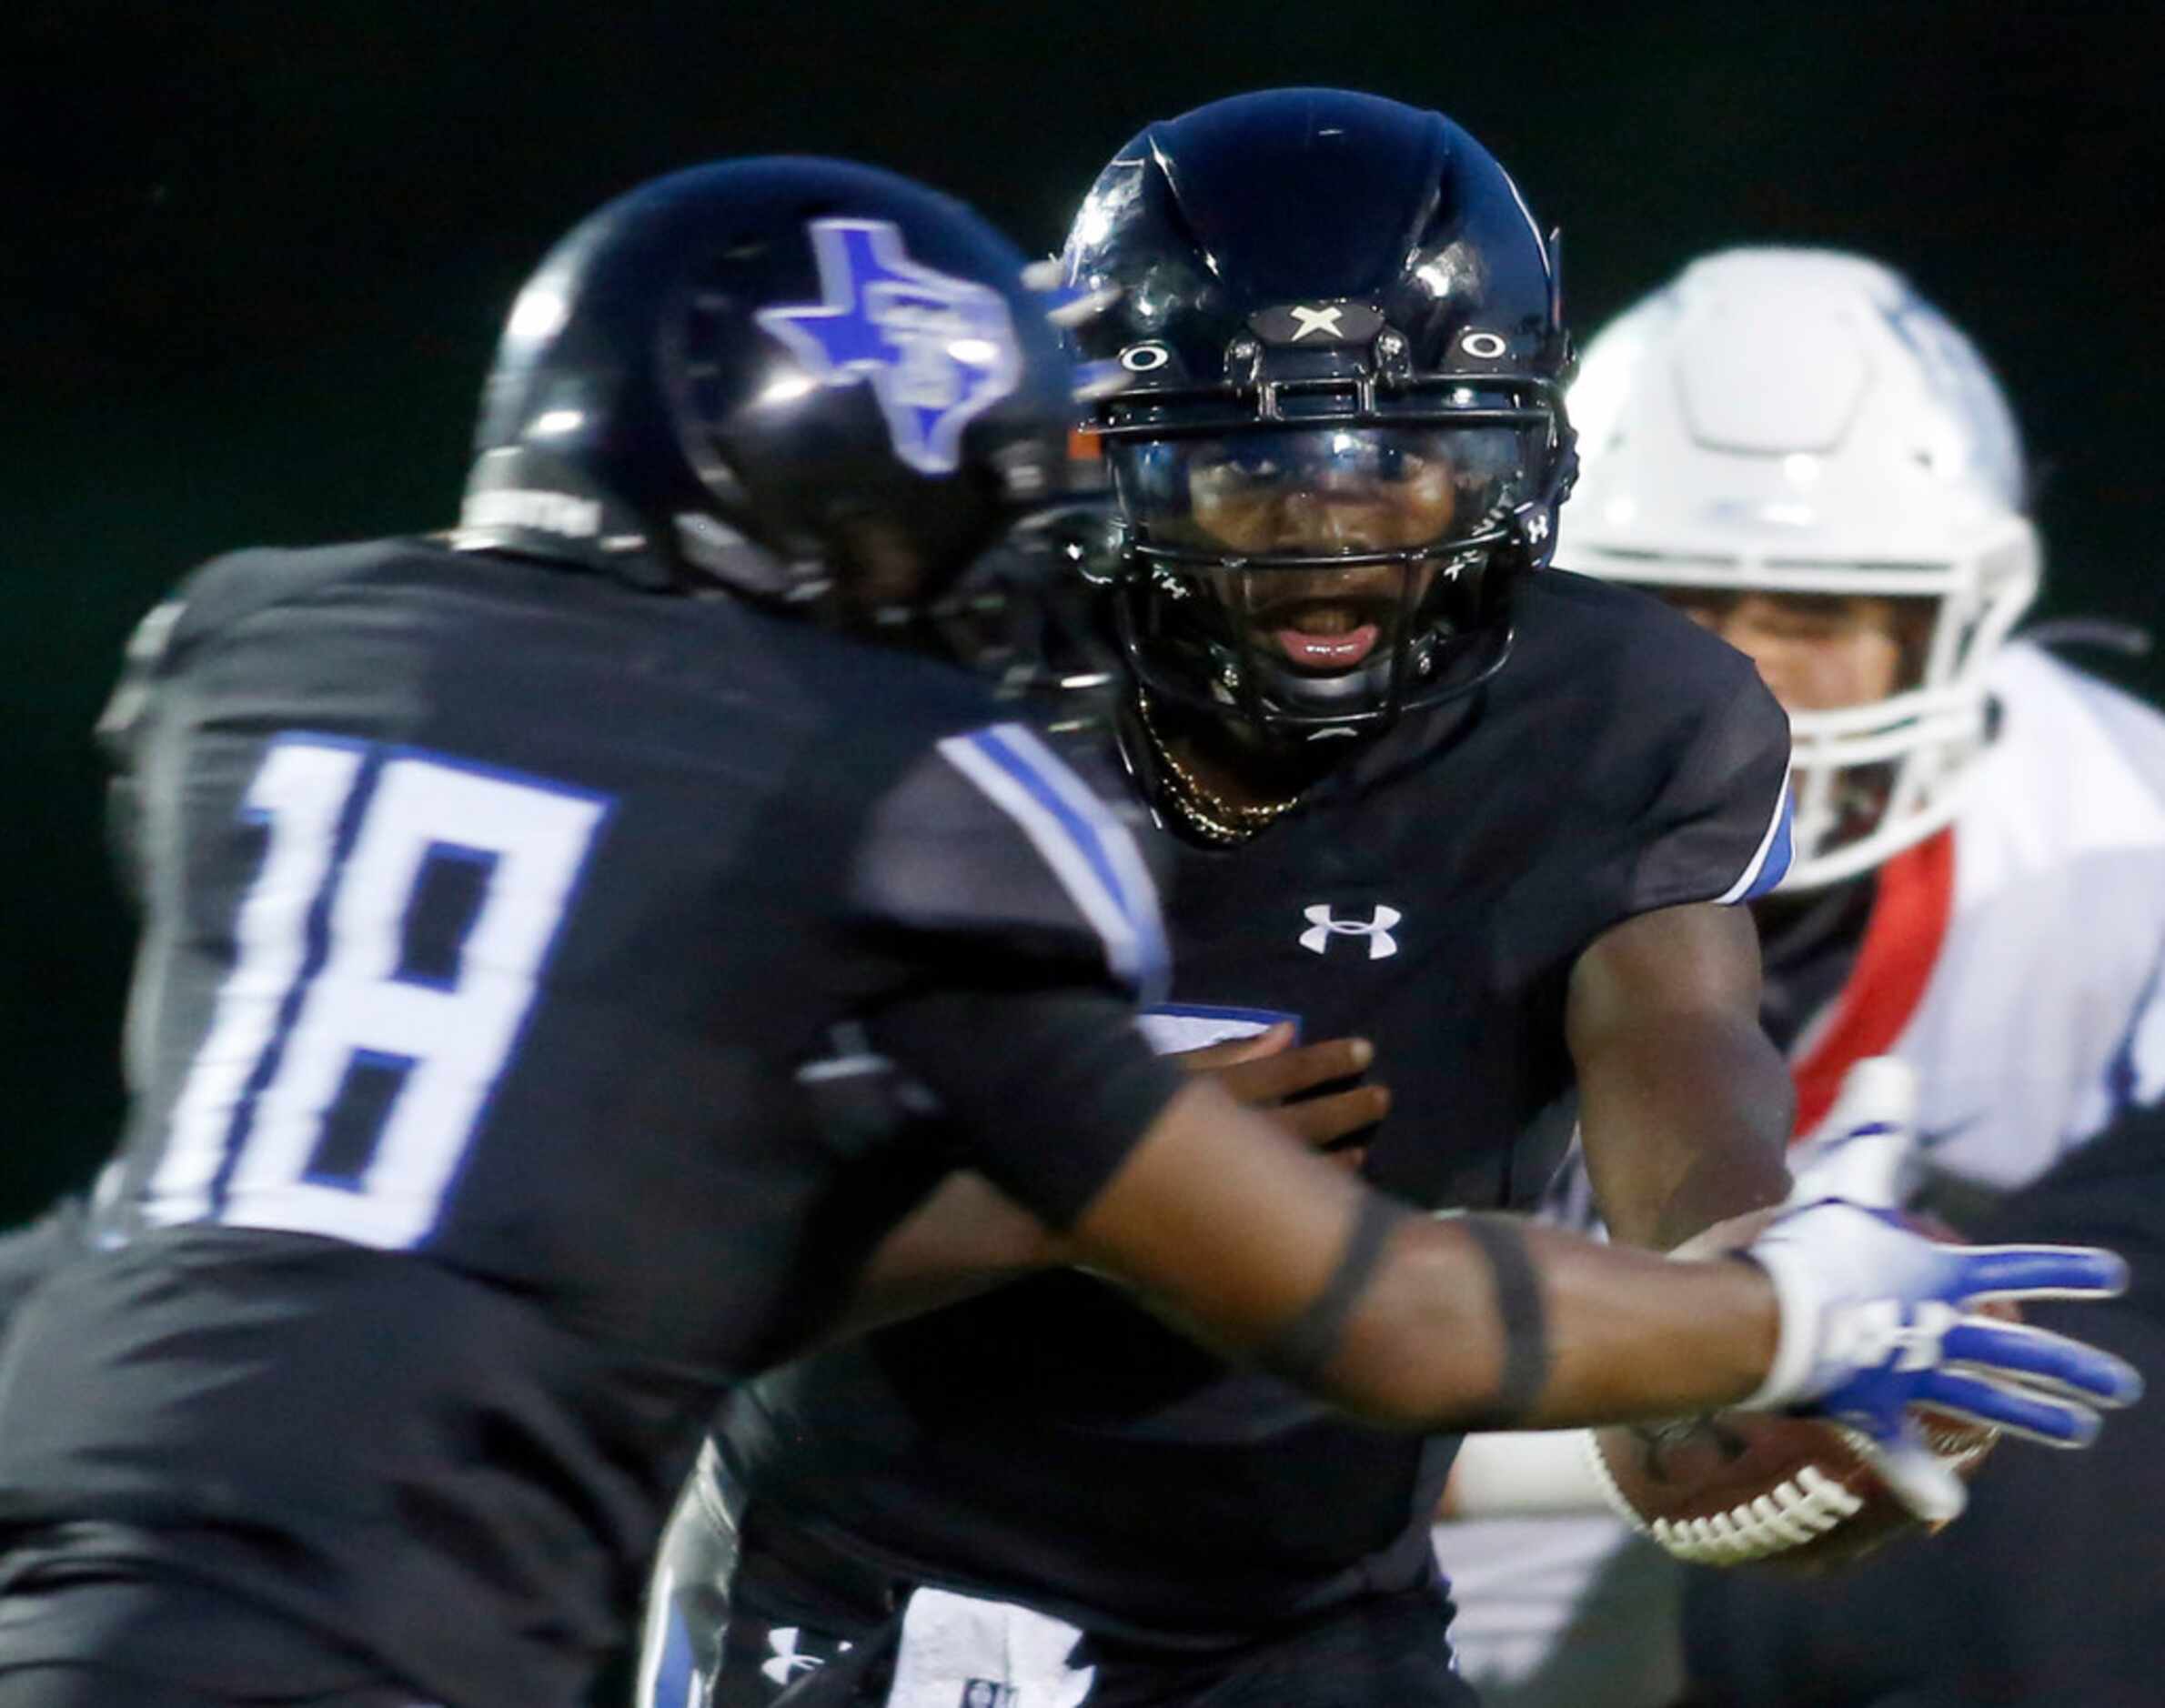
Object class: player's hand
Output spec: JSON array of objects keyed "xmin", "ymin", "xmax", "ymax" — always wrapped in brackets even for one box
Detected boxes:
[
  {"xmin": 1737, "ymin": 1058, "xmax": 2142, "ymax": 1522},
  {"xmin": 1175, "ymin": 1024, "xmax": 1388, "ymax": 1169},
  {"xmin": 1022, "ymin": 256, "xmax": 1128, "ymax": 400}
]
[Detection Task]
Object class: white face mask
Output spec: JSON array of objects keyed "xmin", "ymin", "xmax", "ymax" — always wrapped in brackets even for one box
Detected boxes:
[{"xmin": 1557, "ymin": 246, "xmax": 2040, "ymax": 890}]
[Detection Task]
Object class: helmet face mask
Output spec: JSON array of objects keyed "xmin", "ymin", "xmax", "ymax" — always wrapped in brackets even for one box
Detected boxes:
[
  {"xmin": 1062, "ymin": 89, "xmax": 1577, "ymax": 744},
  {"xmin": 1105, "ymin": 422, "xmax": 1542, "ymax": 730},
  {"xmin": 1561, "ymin": 247, "xmax": 2040, "ymax": 890}
]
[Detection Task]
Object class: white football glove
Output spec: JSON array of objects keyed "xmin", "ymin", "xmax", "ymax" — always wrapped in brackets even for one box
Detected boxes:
[{"xmin": 1740, "ymin": 1058, "xmax": 2142, "ymax": 1522}]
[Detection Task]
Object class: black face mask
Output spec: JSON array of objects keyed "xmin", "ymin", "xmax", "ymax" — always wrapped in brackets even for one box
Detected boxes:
[{"xmin": 1103, "ymin": 425, "xmax": 1539, "ymax": 738}]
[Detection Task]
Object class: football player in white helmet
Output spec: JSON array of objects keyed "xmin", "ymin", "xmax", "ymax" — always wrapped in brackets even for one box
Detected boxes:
[
  {"xmin": 1432, "ymin": 247, "xmax": 2165, "ymax": 1708},
  {"xmin": 1562, "ymin": 247, "xmax": 2041, "ymax": 892}
]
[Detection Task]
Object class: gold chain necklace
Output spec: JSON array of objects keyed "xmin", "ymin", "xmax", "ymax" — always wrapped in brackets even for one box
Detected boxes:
[{"xmin": 1133, "ymin": 691, "xmax": 1304, "ymax": 844}]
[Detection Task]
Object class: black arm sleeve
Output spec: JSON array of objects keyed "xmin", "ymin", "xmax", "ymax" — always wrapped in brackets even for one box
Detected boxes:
[{"xmin": 865, "ymin": 989, "xmax": 1187, "ymax": 1230}]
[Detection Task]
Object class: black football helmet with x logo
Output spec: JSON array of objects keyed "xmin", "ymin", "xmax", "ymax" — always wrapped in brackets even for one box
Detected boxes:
[{"xmin": 1062, "ymin": 90, "xmax": 1578, "ymax": 741}]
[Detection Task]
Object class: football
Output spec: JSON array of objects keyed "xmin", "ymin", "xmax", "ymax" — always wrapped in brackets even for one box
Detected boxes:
[
  {"xmin": 1586, "ymin": 1402, "xmax": 1999, "ymax": 1573},
  {"xmin": 1586, "ymin": 1213, "xmax": 2007, "ymax": 1573}
]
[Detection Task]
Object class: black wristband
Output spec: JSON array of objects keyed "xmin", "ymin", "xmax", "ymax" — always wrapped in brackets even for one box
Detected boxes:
[
  {"xmin": 1260, "ymin": 1190, "xmax": 1410, "ymax": 1386},
  {"xmin": 1458, "ymin": 1213, "xmax": 1553, "ymax": 1429}
]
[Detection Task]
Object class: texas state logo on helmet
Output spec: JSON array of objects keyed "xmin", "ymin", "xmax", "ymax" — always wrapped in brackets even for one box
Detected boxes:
[
  {"xmin": 456, "ymin": 156, "xmax": 1081, "ymax": 630},
  {"xmin": 755, "ymin": 219, "xmax": 1023, "ymax": 477},
  {"xmin": 1559, "ymin": 249, "xmax": 2040, "ymax": 889}
]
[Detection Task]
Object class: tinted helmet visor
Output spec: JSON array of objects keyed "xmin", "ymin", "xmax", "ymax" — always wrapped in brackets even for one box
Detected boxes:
[{"xmin": 1107, "ymin": 425, "xmax": 1541, "ymax": 729}]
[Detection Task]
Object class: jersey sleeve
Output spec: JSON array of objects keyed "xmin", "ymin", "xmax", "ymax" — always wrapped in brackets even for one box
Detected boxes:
[
  {"xmin": 95, "ymin": 551, "xmax": 303, "ymax": 899},
  {"xmin": 95, "ymin": 597, "xmax": 191, "ymax": 902},
  {"xmin": 1623, "ymin": 667, "xmax": 1794, "ymax": 913},
  {"xmin": 95, "ymin": 550, "xmax": 301, "ymax": 759},
  {"xmin": 850, "ymin": 720, "xmax": 1172, "ymax": 1005},
  {"xmin": 848, "ymin": 719, "xmax": 1182, "ymax": 1226},
  {"xmin": 0, "ymin": 1196, "xmax": 86, "ymax": 1335},
  {"xmin": 866, "ymin": 987, "xmax": 1187, "ymax": 1228}
]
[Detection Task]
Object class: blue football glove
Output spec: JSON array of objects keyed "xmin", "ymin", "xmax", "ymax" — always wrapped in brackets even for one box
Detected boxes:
[{"xmin": 1741, "ymin": 1059, "xmax": 2143, "ymax": 1522}]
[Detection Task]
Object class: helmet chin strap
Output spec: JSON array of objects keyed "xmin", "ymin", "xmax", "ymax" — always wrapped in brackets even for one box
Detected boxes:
[{"xmin": 1115, "ymin": 531, "xmax": 1523, "ymax": 746}]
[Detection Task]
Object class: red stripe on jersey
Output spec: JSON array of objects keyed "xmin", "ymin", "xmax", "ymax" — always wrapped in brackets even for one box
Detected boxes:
[{"xmin": 1789, "ymin": 829, "xmax": 1957, "ymax": 1140}]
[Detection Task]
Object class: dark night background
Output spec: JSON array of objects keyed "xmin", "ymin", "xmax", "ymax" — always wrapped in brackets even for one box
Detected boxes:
[{"xmin": 5, "ymin": 1, "xmax": 2162, "ymax": 1282}]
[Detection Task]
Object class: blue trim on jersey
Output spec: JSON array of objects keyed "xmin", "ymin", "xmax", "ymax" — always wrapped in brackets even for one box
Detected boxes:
[
  {"xmin": 1144, "ymin": 1003, "xmax": 1304, "ymax": 1041},
  {"xmin": 965, "ymin": 726, "xmax": 1171, "ymax": 998},
  {"xmin": 645, "ymin": 1602, "xmax": 697, "ymax": 1708},
  {"xmin": 969, "ymin": 729, "xmax": 1133, "ymax": 923},
  {"xmin": 1737, "ymin": 789, "xmax": 1796, "ymax": 901}
]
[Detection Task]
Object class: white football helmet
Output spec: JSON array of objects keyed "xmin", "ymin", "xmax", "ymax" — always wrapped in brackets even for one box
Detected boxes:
[{"xmin": 1560, "ymin": 248, "xmax": 2040, "ymax": 889}]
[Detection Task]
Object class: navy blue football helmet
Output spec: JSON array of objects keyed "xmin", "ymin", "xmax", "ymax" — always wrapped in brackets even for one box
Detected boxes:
[
  {"xmin": 1062, "ymin": 90, "xmax": 1576, "ymax": 738},
  {"xmin": 458, "ymin": 156, "xmax": 1093, "ymax": 648}
]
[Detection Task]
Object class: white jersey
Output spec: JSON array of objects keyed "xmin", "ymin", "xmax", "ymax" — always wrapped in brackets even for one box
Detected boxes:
[{"xmin": 1435, "ymin": 641, "xmax": 2165, "ymax": 1708}]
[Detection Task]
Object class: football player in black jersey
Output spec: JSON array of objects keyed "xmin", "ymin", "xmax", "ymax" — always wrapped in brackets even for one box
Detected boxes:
[
  {"xmin": 0, "ymin": 1200, "xmax": 89, "ymax": 1331},
  {"xmin": 630, "ymin": 95, "xmax": 2136, "ymax": 1708},
  {"xmin": 0, "ymin": 150, "xmax": 2134, "ymax": 1708}
]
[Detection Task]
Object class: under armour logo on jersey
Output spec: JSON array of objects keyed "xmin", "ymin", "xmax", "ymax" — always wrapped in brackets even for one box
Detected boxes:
[
  {"xmin": 961, "ymin": 1683, "xmax": 1019, "ymax": 1708},
  {"xmin": 1300, "ymin": 904, "xmax": 1402, "ymax": 959},
  {"xmin": 757, "ymin": 219, "xmax": 1022, "ymax": 476},
  {"xmin": 760, "ymin": 1625, "xmax": 851, "ymax": 1686}
]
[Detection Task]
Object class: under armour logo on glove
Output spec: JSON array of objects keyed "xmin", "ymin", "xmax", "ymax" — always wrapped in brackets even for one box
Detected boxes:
[
  {"xmin": 1820, "ymin": 1296, "xmax": 1963, "ymax": 1374},
  {"xmin": 1300, "ymin": 904, "xmax": 1401, "ymax": 959}
]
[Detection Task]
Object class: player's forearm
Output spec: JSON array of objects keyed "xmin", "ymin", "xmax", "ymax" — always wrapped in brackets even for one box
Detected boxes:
[
  {"xmin": 1308, "ymin": 1214, "xmax": 1780, "ymax": 1430},
  {"xmin": 1080, "ymin": 1072, "xmax": 2135, "ymax": 1480},
  {"xmin": 1071, "ymin": 1077, "xmax": 1785, "ymax": 1432},
  {"xmin": 1576, "ymin": 1011, "xmax": 1793, "ymax": 1250},
  {"xmin": 1568, "ymin": 902, "xmax": 1793, "ymax": 1250},
  {"xmin": 1084, "ymin": 1193, "xmax": 1770, "ymax": 1439},
  {"xmin": 831, "ymin": 1172, "xmax": 1062, "ymax": 1340}
]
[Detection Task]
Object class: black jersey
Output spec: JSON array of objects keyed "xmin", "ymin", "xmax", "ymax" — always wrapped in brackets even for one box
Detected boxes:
[
  {"xmin": 710, "ymin": 569, "xmax": 1794, "ymax": 1643},
  {"xmin": 0, "ymin": 1198, "xmax": 86, "ymax": 1333},
  {"xmin": 0, "ymin": 540, "xmax": 1182, "ymax": 1707}
]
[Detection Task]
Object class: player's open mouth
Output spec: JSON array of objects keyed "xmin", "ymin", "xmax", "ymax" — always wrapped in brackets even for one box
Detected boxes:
[{"xmin": 1265, "ymin": 603, "xmax": 1383, "ymax": 671}]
